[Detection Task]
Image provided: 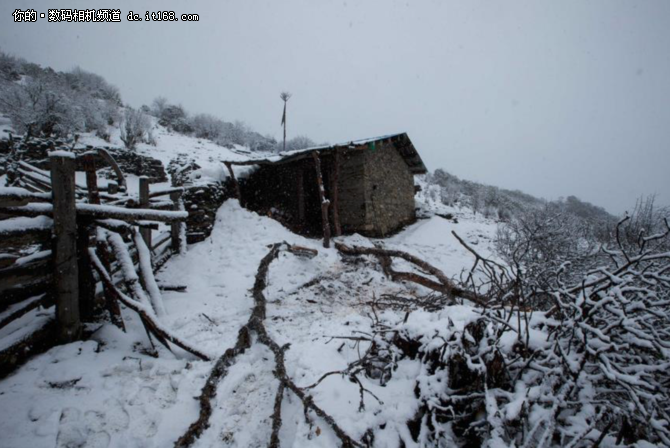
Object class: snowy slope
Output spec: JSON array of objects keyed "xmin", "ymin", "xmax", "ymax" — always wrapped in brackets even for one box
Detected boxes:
[
  {"xmin": 0, "ymin": 195, "xmax": 500, "ymax": 447},
  {"xmin": 76, "ymin": 120, "xmax": 260, "ymax": 186},
  {"xmin": 1, "ymin": 115, "xmax": 507, "ymax": 446}
]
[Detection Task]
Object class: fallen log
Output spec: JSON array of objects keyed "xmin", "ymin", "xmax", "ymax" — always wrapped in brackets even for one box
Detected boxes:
[{"xmin": 286, "ymin": 244, "xmax": 318, "ymax": 259}]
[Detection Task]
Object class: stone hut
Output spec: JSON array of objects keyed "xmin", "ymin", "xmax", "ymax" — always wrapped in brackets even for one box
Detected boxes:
[{"xmin": 228, "ymin": 133, "xmax": 427, "ymax": 238}]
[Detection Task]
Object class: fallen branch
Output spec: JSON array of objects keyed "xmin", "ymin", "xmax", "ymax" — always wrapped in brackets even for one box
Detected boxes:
[
  {"xmin": 335, "ymin": 242, "xmax": 485, "ymax": 306},
  {"xmin": 175, "ymin": 243, "xmax": 362, "ymax": 447}
]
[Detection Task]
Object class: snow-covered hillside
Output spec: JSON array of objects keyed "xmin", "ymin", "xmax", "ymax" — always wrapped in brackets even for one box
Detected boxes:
[{"xmin": 0, "ymin": 187, "xmax": 500, "ymax": 447}]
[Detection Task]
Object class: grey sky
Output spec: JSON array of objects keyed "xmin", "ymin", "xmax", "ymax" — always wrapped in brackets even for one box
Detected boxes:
[{"xmin": 1, "ymin": 0, "xmax": 669, "ymax": 214}]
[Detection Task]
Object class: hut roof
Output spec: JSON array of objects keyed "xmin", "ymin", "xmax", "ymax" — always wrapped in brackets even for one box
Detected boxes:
[{"xmin": 223, "ymin": 133, "xmax": 427, "ymax": 175}]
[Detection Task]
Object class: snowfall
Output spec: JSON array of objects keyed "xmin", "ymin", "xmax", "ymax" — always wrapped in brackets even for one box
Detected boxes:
[{"xmin": 0, "ymin": 119, "xmax": 501, "ymax": 447}]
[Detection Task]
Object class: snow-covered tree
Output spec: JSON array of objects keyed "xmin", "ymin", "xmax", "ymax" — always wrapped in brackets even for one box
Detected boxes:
[{"xmin": 119, "ymin": 108, "xmax": 151, "ymax": 151}]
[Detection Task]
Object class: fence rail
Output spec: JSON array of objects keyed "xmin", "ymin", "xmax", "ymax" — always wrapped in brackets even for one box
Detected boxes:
[{"xmin": 0, "ymin": 148, "xmax": 187, "ymax": 376}]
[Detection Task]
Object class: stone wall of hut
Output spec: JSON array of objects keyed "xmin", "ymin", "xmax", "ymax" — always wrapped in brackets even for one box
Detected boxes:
[
  {"xmin": 336, "ymin": 150, "xmax": 367, "ymax": 233},
  {"xmin": 360, "ymin": 140, "xmax": 416, "ymax": 236}
]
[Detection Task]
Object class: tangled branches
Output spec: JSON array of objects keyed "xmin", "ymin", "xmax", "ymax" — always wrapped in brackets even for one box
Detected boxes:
[
  {"xmin": 330, "ymin": 215, "xmax": 670, "ymax": 446},
  {"xmin": 406, "ymin": 215, "xmax": 670, "ymax": 446}
]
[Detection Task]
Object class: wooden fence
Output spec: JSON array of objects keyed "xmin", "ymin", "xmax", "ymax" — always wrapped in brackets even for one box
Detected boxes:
[{"xmin": 0, "ymin": 149, "xmax": 188, "ymax": 375}]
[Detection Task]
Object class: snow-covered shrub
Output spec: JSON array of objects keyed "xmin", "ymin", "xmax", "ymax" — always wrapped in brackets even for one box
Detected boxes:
[
  {"xmin": 64, "ymin": 66, "xmax": 122, "ymax": 106},
  {"xmin": 191, "ymin": 113, "xmax": 226, "ymax": 140},
  {"xmin": 119, "ymin": 108, "xmax": 151, "ymax": 151},
  {"xmin": 495, "ymin": 206, "xmax": 598, "ymax": 299},
  {"xmin": 156, "ymin": 103, "xmax": 192, "ymax": 134},
  {"xmin": 618, "ymin": 195, "xmax": 670, "ymax": 251},
  {"xmin": 347, "ymin": 216, "xmax": 670, "ymax": 447},
  {"xmin": 0, "ymin": 51, "xmax": 23, "ymax": 81},
  {"xmin": 0, "ymin": 76, "xmax": 77, "ymax": 137},
  {"xmin": 0, "ymin": 52, "xmax": 121, "ymax": 139}
]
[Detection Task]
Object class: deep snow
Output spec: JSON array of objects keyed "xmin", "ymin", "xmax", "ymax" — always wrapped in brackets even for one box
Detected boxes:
[{"xmin": 0, "ymin": 196, "xmax": 501, "ymax": 447}]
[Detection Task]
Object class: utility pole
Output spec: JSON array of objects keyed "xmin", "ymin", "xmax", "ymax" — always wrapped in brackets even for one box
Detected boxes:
[{"xmin": 280, "ymin": 91, "xmax": 291, "ymax": 152}]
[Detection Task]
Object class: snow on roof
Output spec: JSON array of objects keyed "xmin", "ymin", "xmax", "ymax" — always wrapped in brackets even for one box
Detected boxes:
[{"xmin": 223, "ymin": 132, "xmax": 428, "ymax": 174}]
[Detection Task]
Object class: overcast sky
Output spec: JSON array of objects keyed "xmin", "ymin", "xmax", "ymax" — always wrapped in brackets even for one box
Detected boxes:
[{"xmin": 1, "ymin": 0, "xmax": 669, "ymax": 213}]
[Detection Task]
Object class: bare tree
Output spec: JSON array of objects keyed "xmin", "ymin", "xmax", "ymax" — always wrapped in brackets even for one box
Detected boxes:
[
  {"xmin": 119, "ymin": 108, "xmax": 151, "ymax": 151},
  {"xmin": 150, "ymin": 96, "xmax": 169, "ymax": 117}
]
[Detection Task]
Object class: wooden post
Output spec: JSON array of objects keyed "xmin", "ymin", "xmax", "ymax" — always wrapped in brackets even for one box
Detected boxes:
[
  {"xmin": 77, "ymin": 219, "xmax": 96, "ymax": 320},
  {"xmin": 50, "ymin": 153, "xmax": 80, "ymax": 342},
  {"xmin": 330, "ymin": 149, "xmax": 342, "ymax": 237},
  {"xmin": 107, "ymin": 181, "xmax": 118, "ymax": 195},
  {"xmin": 81, "ymin": 155, "xmax": 100, "ymax": 205},
  {"xmin": 139, "ymin": 176, "xmax": 152, "ymax": 250},
  {"xmin": 81, "ymin": 156, "xmax": 105, "ymax": 318},
  {"xmin": 311, "ymin": 151, "xmax": 331, "ymax": 248},
  {"xmin": 224, "ymin": 162, "xmax": 242, "ymax": 206},
  {"xmin": 296, "ymin": 167, "xmax": 305, "ymax": 223},
  {"xmin": 170, "ymin": 190, "xmax": 183, "ymax": 254}
]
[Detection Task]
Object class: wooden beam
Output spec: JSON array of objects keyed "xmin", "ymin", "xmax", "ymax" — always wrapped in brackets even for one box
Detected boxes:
[
  {"xmin": 311, "ymin": 152, "xmax": 331, "ymax": 248},
  {"xmin": 0, "ymin": 189, "xmax": 51, "ymax": 204},
  {"xmin": 96, "ymin": 147, "xmax": 126, "ymax": 189},
  {"xmin": 0, "ymin": 202, "xmax": 188, "ymax": 222},
  {"xmin": 50, "ymin": 154, "xmax": 81, "ymax": 342},
  {"xmin": 224, "ymin": 162, "xmax": 243, "ymax": 205},
  {"xmin": 330, "ymin": 148, "xmax": 342, "ymax": 237}
]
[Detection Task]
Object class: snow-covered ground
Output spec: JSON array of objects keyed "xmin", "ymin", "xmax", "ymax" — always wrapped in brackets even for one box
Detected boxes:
[
  {"xmin": 1, "ymin": 115, "xmax": 506, "ymax": 446},
  {"xmin": 0, "ymin": 194, "xmax": 500, "ymax": 447}
]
